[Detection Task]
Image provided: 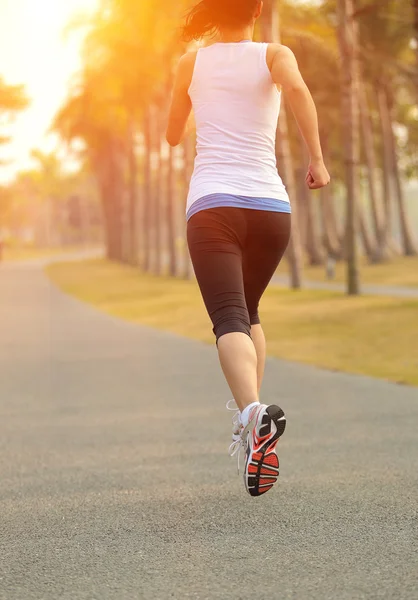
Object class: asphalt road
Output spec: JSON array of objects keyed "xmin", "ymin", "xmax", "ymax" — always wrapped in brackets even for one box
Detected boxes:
[
  {"xmin": 1, "ymin": 265, "xmax": 417, "ymax": 600},
  {"xmin": 272, "ymin": 274, "xmax": 418, "ymax": 298}
]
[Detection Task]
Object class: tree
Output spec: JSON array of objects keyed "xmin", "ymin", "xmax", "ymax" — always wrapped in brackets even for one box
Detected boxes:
[
  {"xmin": 55, "ymin": 0, "xmax": 185, "ymax": 266},
  {"xmin": 414, "ymin": 0, "xmax": 418, "ymax": 94},
  {"xmin": 337, "ymin": 0, "xmax": 361, "ymax": 295},
  {"xmin": 0, "ymin": 78, "xmax": 28, "ymax": 169},
  {"xmin": 357, "ymin": 0, "xmax": 417, "ymax": 256},
  {"xmin": 0, "ymin": 78, "xmax": 28, "ymax": 126},
  {"xmin": 54, "ymin": 74, "xmax": 127, "ymax": 261},
  {"xmin": 182, "ymin": 133, "xmax": 195, "ymax": 279},
  {"xmin": 386, "ymin": 87, "xmax": 418, "ymax": 255},
  {"xmin": 358, "ymin": 81, "xmax": 387, "ymax": 261},
  {"xmin": 260, "ymin": 0, "xmax": 304, "ymax": 289}
]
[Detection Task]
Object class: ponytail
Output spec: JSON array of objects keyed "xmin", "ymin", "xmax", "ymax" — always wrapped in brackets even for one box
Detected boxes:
[
  {"xmin": 182, "ymin": 2, "xmax": 215, "ymax": 42},
  {"xmin": 182, "ymin": 0, "xmax": 260, "ymax": 42}
]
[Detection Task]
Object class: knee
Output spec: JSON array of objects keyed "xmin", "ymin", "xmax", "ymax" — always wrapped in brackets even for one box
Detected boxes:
[
  {"xmin": 212, "ymin": 307, "xmax": 251, "ymax": 342},
  {"xmin": 249, "ymin": 311, "xmax": 260, "ymax": 326},
  {"xmin": 247, "ymin": 301, "xmax": 260, "ymax": 326}
]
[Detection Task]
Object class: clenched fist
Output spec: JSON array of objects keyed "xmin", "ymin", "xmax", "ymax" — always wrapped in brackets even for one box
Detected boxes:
[{"xmin": 306, "ymin": 159, "xmax": 331, "ymax": 190}]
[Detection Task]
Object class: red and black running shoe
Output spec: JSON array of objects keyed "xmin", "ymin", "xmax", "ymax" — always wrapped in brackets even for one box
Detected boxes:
[{"xmin": 240, "ymin": 404, "xmax": 286, "ymax": 497}]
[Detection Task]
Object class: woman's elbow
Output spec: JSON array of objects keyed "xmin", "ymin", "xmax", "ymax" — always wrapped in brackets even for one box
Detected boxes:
[
  {"xmin": 166, "ymin": 134, "xmax": 180, "ymax": 147},
  {"xmin": 284, "ymin": 81, "xmax": 309, "ymax": 97},
  {"xmin": 166, "ymin": 127, "xmax": 181, "ymax": 147}
]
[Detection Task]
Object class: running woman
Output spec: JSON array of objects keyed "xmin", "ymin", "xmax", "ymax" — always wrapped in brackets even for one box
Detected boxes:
[{"xmin": 166, "ymin": 0, "xmax": 330, "ymax": 497}]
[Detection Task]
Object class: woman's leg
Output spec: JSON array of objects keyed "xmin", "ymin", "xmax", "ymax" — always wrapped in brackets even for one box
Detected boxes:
[
  {"xmin": 187, "ymin": 208, "xmax": 259, "ymax": 412},
  {"xmin": 243, "ymin": 211, "xmax": 292, "ymax": 393},
  {"xmin": 217, "ymin": 332, "xmax": 259, "ymax": 411},
  {"xmin": 250, "ymin": 324, "xmax": 266, "ymax": 394}
]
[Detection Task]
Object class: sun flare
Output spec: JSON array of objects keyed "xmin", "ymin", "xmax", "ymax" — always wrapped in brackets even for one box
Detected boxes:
[{"xmin": 0, "ymin": 0, "xmax": 99, "ymax": 182}]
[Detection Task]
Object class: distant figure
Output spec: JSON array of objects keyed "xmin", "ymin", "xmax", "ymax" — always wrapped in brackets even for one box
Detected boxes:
[
  {"xmin": 326, "ymin": 255, "xmax": 337, "ymax": 280},
  {"xmin": 166, "ymin": 0, "xmax": 330, "ymax": 496}
]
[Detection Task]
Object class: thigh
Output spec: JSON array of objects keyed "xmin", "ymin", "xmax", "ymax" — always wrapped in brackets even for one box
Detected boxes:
[
  {"xmin": 243, "ymin": 211, "xmax": 291, "ymax": 317},
  {"xmin": 187, "ymin": 208, "xmax": 249, "ymax": 324}
]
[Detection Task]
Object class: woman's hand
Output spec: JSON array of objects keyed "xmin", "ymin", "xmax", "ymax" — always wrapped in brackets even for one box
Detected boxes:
[{"xmin": 306, "ymin": 159, "xmax": 331, "ymax": 190}]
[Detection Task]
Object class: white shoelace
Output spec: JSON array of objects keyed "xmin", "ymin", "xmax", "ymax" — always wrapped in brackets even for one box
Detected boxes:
[{"xmin": 226, "ymin": 400, "xmax": 246, "ymax": 474}]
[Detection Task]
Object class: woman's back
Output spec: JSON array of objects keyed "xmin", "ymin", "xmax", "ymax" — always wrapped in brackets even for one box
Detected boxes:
[
  {"xmin": 187, "ymin": 41, "xmax": 289, "ymax": 211},
  {"xmin": 166, "ymin": 0, "xmax": 330, "ymax": 498}
]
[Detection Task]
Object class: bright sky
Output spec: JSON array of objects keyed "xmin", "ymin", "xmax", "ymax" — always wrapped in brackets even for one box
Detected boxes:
[{"xmin": 0, "ymin": 0, "xmax": 98, "ymax": 183}]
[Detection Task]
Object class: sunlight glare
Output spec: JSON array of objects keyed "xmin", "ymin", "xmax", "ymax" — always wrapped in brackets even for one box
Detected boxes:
[{"xmin": 0, "ymin": 0, "xmax": 99, "ymax": 182}]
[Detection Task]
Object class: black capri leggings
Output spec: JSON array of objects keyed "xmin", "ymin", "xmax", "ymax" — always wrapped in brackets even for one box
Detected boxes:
[{"xmin": 187, "ymin": 207, "xmax": 291, "ymax": 342}]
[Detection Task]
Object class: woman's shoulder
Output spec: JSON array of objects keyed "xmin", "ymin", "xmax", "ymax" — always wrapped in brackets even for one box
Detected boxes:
[
  {"xmin": 266, "ymin": 43, "xmax": 295, "ymax": 71},
  {"xmin": 177, "ymin": 50, "xmax": 199, "ymax": 83},
  {"xmin": 179, "ymin": 49, "xmax": 199, "ymax": 67}
]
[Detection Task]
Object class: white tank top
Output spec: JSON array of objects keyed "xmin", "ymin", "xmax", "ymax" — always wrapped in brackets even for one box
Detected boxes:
[{"xmin": 186, "ymin": 41, "xmax": 289, "ymax": 214}]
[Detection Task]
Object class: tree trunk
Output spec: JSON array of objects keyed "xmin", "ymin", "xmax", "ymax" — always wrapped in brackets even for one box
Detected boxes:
[
  {"xmin": 319, "ymin": 135, "xmax": 343, "ymax": 258},
  {"xmin": 80, "ymin": 194, "xmax": 90, "ymax": 249},
  {"xmin": 295, "ymin": 163, "xmax": 308, "ymax": 250},
  {"xmin": 182, "ymin": 133, "xmax": 194, "ymax": 279},
  {"xmin": 127, "ymin": 117, "xmax": 139, "ymax": 265},
  {"xmin": 142, "ymin": 109, "xmax": 152, "ymax": 271},
  {"xmin": 306, "ymin": 195, "xmax": 325, "ymax": 266},
  {"xmin": 261, "ymin": 0, "xmax": 303, "ymax": 289},
  {"xmin": 358, "ymin": 201, "xmax": 375, "ymax": 259},
  {"xmin": 376, "ymin": 82, "xmax": 399, "ymax": 257},
  {"xmin": 385, "ymin": 86, "xmax": 418, "ymax": 256},
  {"xmin": 414, "ymin": 0, "xmax": 418, "ymax": 95},
  {"xmin": 166, "ymin": 144, "xmax": 177, "ymax": 277},
  {"xmin": 358, "ymin": 81, "xmax": 388, "ymax": 262},
  {"xmin": 320, "ymin": 183, "xmax": 343, "ymax": 259},
  {"xmin": 96, "ymin": 143, "xmax": 124, "ymax": 262},
  {"xmin": 337, "ymin": 0, "xmax": 361, "ymax": 295},
  {"xmin": 154, "ymin": 136, "xmax": 163, "ymax": 275},
  {"xmin": 299, "ymin": 135, "xmax": 324, "ymax": 265}
]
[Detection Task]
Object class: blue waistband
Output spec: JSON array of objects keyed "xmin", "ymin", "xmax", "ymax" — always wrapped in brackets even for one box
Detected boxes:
[{"xmin": 187, "ymin": 194, "xmax": 291, "ymax": 221}]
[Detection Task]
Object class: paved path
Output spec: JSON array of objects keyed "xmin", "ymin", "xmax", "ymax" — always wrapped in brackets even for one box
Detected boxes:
[
  {"xmin": 0, "ymin": 248, "xmax": 104, "ymax": 270},
  {"xmin": 272, "ymin": 275, "xmax": 418, "ymax": 298},
  {"xmin": 3, "ymin": 250, "xmax": 417, "ymax": 298},
  {"xmin": 1, "ymin": 265, "xmax": 417, "ymax": 600}
]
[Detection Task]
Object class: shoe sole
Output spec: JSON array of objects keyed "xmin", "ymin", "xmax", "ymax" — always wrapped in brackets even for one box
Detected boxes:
[{"xmin": 245, "ymin": 405, "xmax": 287, "ymax": 497}]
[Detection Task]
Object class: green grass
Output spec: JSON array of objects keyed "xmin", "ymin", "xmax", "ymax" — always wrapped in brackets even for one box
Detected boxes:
[
  {"xmin": 302, "ymin": 255, "xmax": 418, "ymax": 288},
  {"xmin": 47, "ymin": 259, "xmax": 418, "ymax": 387},
  {"xmin": 2, "ymin": 244, "xmax": 98, "ymax": 263}
]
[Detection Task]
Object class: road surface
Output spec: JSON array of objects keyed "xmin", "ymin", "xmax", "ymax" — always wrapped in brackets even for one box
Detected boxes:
[{"xmin": 1, "ymin": 264, "xmax": 417, "ymax": 599}]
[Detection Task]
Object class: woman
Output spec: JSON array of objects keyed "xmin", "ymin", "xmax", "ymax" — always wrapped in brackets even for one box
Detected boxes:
[{"xmin": 166, "ymin": 0, "xmax": 330, "ymax": 497}]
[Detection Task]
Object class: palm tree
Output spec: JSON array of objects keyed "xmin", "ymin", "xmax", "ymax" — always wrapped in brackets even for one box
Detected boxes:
[
  {"xmin": 0, "ymin": 78, "xmax": 28, "ymax": 165},
  {"xmin": 0, "ymin": 78, "xmax": 28, "ymax": 119},
  {"xmin": 357, "ymin": 0, "xmax": 417, "ymax": 256},
  {"xmin": 358, "ymin": 81, "xmax": 388, "ymax": 261},
  {"xmin": 413, "ymin": 0, "xmax": 418, "ymax": 94},
  {"xmin": 337, "ymin": 0, "xmax": 361, "ymax": 295},
  {"xmin": 54, "ymin": 76, "xmax": 127, "ymax": 261},
  {"xmin": 182, "ymin": 133, "xmax": 195, "ymax": 279},
  {"xmin": 260, "ymin": 0, "xmax": 303, "ymax": 289},
  {"xmin": 55, "ymin": 0, "xmax": 170, "ymax": 264},
  {"xmin": 142, "ymin": 106, "xmax": 153, "ymax": 271},
  {"xmin": 166, "ymin": 143, "xmax": 177, "ymax": 277},
  {"xmin": 127, "ymin": 115, "xmax": 139, "ymax": 265},
  {"xmin": 385, "ymin": 86, "xmax": 418, "ymax": 255},
  {"xmin": 29, "ymin": 150, "xmax": 71, "ymax": 247}
]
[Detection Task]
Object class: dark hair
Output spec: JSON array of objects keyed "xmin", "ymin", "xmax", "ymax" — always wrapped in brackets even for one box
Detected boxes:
[{"xmin": 182, "ymin": 0, "xmax": 260, "ymax": 42}]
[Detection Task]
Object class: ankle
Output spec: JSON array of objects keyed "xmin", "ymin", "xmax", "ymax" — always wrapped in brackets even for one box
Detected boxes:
[{"xmin": 240, "ymin": 401, "xmax": 260, "ymax": 428}]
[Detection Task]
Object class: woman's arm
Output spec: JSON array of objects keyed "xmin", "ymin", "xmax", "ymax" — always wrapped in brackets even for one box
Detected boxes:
[
  {"xmin": 166, "ymin": 52, "xmax": 196, "ymax": 147},
  {"xmin": 269, "ymin": 44, "xmax": 330, "ymax": 190}
]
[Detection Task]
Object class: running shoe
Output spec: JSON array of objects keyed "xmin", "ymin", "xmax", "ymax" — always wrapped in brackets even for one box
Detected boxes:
[
  {"xmin": 226, "ymin": 399, "xmax": 243, "ymax": 445},
  {"xmin": 229, "ymin": 403, "xmax": 286, "ymax": 497}
]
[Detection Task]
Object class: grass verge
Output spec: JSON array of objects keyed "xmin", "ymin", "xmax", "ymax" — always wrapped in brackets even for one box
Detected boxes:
[
  {"xmin": 47, "ymin": 259, "xmax": 418, "ymax": 386},
  {"xmin": 302, "ymin": 255, "xmax": 418, "ymax": 288},
  {"xmin": 2, "ymin": 245, "xmax": 98, "ymax": 263}
]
